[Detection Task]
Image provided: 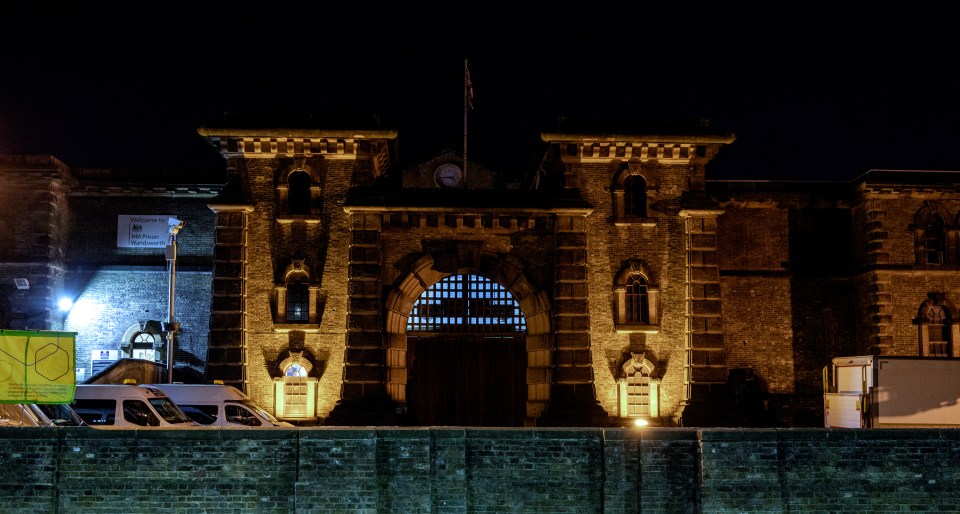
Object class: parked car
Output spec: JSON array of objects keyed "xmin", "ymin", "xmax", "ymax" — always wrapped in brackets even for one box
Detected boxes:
[
  {"xmin": 72, "ymin": 384, "xmax": 199, "ymax": 427},
  {"xmin": 152, "ymin": 383, "xmax": 293, "ymax": 427}
]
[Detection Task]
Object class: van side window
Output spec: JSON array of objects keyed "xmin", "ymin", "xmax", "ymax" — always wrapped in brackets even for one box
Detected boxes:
[
  {"xmin": 225, "ymin": 405, "xmax": 262, "ymax": 426},
  {"xmin": 73, "ymin": 399, "xmax": 117, "ymax": 425},
  {"xmin": 180, "ymin": 405, "xmax": 218, "ymax": 425},
  {"xmin": 123, "ymin": 400, "xmax": 160, "ymax": 427}
]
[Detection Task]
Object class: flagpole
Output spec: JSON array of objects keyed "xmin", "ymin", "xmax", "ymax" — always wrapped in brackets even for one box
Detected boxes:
[{"xmin": 463, "ymin": 58, "xmax": 469, "ymax": 187}]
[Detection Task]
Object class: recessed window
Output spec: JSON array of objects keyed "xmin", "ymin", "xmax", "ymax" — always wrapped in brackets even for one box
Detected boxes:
[
  {"xmin": 276, "ymin": 259, "xmax": 315, "ymax": 325},
  {"xmin": 275, "ymin": 352, "xmax": 316, "ymax": 420},
  {"xmin": 625, "ymin": 274, "xmax": 650, "ymax": 324},
  {"xmin": 612, "ymin": 163, "xmax": 654, "ymax": 225},
  {"xmin": 287, "ymin": 170, "xmax": 312, "ymax": 215},
  {"xmin": 624, "ymin": 175, "xmax": 648, "ymax": 218},
  {"xmin": 919, "ymin": 298, "xmax": 954, "ymax": 357},
  {"xmin": 913, "ymin": 206, "xmax": 952, "ymax": 265},
  {"xmin": 131, "ymin": 332, "xmax": 157, "ymax": 361},
  {"xmin": 614, "ymin": 261, "xmax": 659, "ymax": 332},
  {"xmin": 618, "ymin": 353, "xmax": 659, "ymax": 419},
  {"xmin": 285, "ymin": 281, "xmax": 310, "ymax": 322}
]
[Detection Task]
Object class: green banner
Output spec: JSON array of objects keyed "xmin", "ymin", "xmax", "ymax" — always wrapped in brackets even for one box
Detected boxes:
[{"xmin": 0, "ymin": 330, "xmax": 76, "ymax": 404}]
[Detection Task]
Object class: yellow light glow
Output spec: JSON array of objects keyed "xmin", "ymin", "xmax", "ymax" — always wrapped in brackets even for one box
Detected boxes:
[{"xmin": 633, "ymin": 418, "xmax": 649, "ymax": 427}]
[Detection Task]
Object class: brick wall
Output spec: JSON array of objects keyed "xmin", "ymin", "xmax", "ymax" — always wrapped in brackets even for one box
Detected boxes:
[{"xmin": 4, "ymin": 427, "xmax": 957, "ymax": 513}]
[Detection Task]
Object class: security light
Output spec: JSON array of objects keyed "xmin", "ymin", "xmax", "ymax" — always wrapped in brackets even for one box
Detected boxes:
[
  {"xmin": 168, "ymin": 217, "xmax": 184, "ymax": 236},
  {"xmin": 57, "ymin": 297, "xmax": 73, "ymax": 312}
]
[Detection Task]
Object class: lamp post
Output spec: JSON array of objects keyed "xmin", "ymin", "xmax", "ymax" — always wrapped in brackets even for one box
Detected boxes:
[{"xmin": 165, "ymin": 218, "xmax": 184, "ymax": 384}]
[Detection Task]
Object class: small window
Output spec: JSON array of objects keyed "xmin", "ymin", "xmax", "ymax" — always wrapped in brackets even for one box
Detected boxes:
[
  {"xmin": 922, "ymin": 303, "xmax": 952, "ymax": 357},
  {"xmin": 285, "ymin": 363, "xmax": 308, "ymax": 377},
  {"xmin": 131, "ymin": 332, "xmax": 157, "ymax": 361},
  {"xmin": 287, "ymin": 170, "xmax": 312, "ymax": 215},
  {"xmin": 619, "ymin": 353, "xmax": 658, "ymax": 419},
  {"xmin": 921, "ymin": 216, "xmax": 946, "ymax": 265},
  {"xmin": 624, "ymin": 175, "xmax": 648, "ymax": 218},
  {"xmin": 625, "ymin": 274, "xmax": 650, "ymax": 324},
  {"xmin": 612, "ymin": 163, "xmax": 654, "ymax": 225},
  {"xmin": 286, "ymin": 281, "xmax": 310, "ymax": 322},
  {"xmin": 614, "ymin": 261, "xmax": 659, "ymax": 331},
  {"xmin": 914, "ymin": 206, "xmax": 952, "ymax": 265}
]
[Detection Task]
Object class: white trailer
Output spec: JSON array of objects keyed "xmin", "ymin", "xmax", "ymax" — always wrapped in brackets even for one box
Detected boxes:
[{"xmin": 823, "ymin": 355, "xmax": 960, "ymax": 428}]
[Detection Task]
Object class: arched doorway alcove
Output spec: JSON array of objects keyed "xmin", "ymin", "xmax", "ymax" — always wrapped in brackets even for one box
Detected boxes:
[{"xmin": 384, "ymin": 253, "xmax": 552, "ymax": 426}]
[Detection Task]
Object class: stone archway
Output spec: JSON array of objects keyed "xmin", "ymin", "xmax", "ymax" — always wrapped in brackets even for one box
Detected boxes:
[{"xmin": 383, "ymin": 252, "xmax": 553, "ymax": 425}]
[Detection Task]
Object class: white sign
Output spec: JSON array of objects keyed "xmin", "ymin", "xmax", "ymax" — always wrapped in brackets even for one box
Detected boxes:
[
  {"xmin": 91, "ymin": 350, "xmax": 119, "ymax": 361},
  {"xmin": 117, "ymin": 215, "xmax": 175, "ymax": 248}
]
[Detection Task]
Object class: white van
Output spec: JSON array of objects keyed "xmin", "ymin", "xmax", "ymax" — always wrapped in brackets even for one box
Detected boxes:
[
  {"xmin": 72, "ymin": 384, "xmax": 199, "ymax": 428},
  {"xmin": 152, "ymin": 384, "xmax": 292, "ymax": 428}
]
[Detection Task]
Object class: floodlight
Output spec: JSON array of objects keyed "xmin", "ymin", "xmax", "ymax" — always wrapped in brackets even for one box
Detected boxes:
[
  {"xmin": 57, "ymin": 297, "xmax": 74, "ymax": 312},
  {"xmin": 168, "ymin": 217, "xmax": 184, "ymax": 236}
]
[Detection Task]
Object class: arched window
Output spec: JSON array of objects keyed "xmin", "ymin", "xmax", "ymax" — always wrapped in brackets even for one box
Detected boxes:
[
  {"xmin": 618, "ymin": 353, "xmax": 659, "ymax": 420},
  {"xmin": 284, "ymin": 362, "xmax": 308, "ymax": 377},
  {"xmin": 614, "ymin": 261, "xmax": 659, "ymax": 331},
  {"xmin": 612, "ymin": 162, "xmax": 654, "ymax": 225},
  {"xmin": 922, "ymin": 215, "xmax": 946, "ymax": 264},
  {"xmin": 287, "ymin": 170, "xmax": 312, "ymax": 215},
  {"xmin": 277, "ymin": 258, "xmax": 314, "ymax": 324},
  {"xmin": 918, "ymin": 296, "xmax": 955, "ymax": 357},
  {"xmin": 119, "ymin": 321, "xmax": 165, "ymax": 363},
  {"xmin": 131, "ymin": 332, "xmax": 158, "ymax": 361},
  {"xmin": 624, "ymin": 175, "xmax": 648, "ymax": 218},
  {"xmin": 914, "ymin": 205, "xmax": 952, "ymax": 265},
  {"xmin": 625, "ymin": 274, "xmax": 650, "ymax": 324},
  {"xmin": 274, "ymin": 351, "xmax": 318, "ymax": 421}
]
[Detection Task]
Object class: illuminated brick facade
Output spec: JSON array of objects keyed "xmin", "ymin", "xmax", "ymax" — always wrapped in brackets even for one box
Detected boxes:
[{"xmin": 4, "ymin": 127, "xmax": 960, "ymax": 427}]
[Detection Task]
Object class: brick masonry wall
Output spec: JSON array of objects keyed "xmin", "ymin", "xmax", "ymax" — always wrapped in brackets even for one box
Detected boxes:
[
  {"xmin": 853, "ymin": 193, "xmax": 960, "ymax": 357},
  {"xmin": 69, "ymin": 269, "xmax": 212, "ymax": 380},
  {"xmin": 238, "ymin": 156, "xmax": 355, "ymax": 417},
  {"xmin": 576, "ymin": 160, "xmax": 692, "ymax": 420},
  {"xmin": 3, "ymin": 427, "xmax": 959, "ymax": 513}
]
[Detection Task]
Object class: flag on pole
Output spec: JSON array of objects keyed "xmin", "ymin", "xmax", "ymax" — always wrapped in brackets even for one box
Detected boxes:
[{"xmin": 465, "ymin": 62, "xmax": 474, "ymax": 110}]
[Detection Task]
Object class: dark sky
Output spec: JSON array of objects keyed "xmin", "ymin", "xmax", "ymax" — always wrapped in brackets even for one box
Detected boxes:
[{"xmin": 1, "ymin": 2, "xmax": 957, "ymax": 180}]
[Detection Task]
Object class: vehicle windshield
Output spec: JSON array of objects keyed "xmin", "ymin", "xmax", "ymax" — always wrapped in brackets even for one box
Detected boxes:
[{"xmin": 148, "ymin": 398, "xmax": 194, "ymax": 424}]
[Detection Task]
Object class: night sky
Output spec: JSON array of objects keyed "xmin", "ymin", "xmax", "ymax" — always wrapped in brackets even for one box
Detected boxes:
[{"xmin": 1, "ymin": 2, "xmax": 957, "ymax": 180}]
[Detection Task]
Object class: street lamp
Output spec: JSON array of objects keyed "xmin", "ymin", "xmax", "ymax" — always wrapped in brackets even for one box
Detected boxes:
[{"xmin": 165, "ymin": 217, "xmax": 184, "ymax": 384}]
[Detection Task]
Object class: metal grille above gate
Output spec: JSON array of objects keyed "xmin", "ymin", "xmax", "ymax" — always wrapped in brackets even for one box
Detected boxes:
[{"xmin": 406, "ymin": 274, "xmax": 526, "ymax": 334}]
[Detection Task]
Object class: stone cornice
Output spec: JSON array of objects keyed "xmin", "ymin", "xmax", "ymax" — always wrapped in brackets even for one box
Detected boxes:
[
  {"xmin": 343, "ymin": 205, "xmax": 593, "ymax": 216},
  {"xmin": 541, "ymin": 132, "xmax": 735, "ymax": 165},
  {"xmin": 197, "ymin": 127, "xmax": 398, "ymax": 160},
  {"xmin": 541, "ymin": 133, "xmax": 736, "ymax": 144},
  {"xmin": 207, "ymin": 204, "xmax": 255, "ymax": 212},
  {"xmin": 70, "ymin": 184, "xmax": 221, "ymax": 197}
]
